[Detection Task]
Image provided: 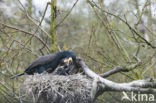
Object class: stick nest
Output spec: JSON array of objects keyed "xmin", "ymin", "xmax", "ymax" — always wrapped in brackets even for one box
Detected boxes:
[{"xmin": 23, "ymin": 73, "xmax": 92, "ymax": 103}]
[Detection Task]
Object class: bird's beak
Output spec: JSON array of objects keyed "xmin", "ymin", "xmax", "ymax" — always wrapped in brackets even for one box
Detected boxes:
[{"xmin": 64, "ymin": 57, "xmax": 73, "ymax": 66}]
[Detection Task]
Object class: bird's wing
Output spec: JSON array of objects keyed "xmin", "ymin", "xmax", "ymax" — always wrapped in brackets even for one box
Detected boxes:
[{"xmin": 25, "ymin": 53, "xmax": 57, "ymax": 70}]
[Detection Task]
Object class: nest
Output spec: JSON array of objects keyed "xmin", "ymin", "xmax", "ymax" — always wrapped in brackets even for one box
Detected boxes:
[{"xmin": 22, "ymin": 73, "xmax": 93, "ymax": 103}]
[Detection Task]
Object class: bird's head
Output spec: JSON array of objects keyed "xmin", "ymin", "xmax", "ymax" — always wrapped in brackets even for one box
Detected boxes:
[
  {"xmin": 60, "ymin": 51, "xmax": 76, "ymax": 66},
  {"xmin": 63, "ymin": 57, "xmax": 74, "ymax": 66}
]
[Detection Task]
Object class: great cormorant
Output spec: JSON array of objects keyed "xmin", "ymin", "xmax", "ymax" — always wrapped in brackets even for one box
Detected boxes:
[{"xmin": 10, "ymin": 51, "xmax": 76, "ymax": 79}]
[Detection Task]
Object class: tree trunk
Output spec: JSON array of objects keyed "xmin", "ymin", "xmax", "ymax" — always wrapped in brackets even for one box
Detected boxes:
[{"xmin": 50, "ymin": 0, "xmax": 57, "ymax": 53}]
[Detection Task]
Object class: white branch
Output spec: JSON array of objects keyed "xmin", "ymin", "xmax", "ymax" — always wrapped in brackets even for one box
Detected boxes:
[{"xmin": 78, "ymin": 59, "xmax": 156, "ymax": 95}]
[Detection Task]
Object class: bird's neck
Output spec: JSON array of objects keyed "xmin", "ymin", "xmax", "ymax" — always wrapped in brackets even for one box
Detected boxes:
[{"xmin": 57, "ymin": 51, "xmax": 68, "ymax": 59}]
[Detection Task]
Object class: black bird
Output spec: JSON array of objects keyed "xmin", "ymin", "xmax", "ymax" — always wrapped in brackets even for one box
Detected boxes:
[{"xmin": 11, "ymin": 51, "xmax": 76, "ymax": 79}]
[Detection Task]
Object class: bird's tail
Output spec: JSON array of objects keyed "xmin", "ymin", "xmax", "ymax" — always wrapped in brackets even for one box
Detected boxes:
[{"xmin": 10, "ymin": 72, "xmax": 25, "ymax": 79}]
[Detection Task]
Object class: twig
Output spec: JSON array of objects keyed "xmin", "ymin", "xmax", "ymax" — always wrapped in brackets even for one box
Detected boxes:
[
  {"xmin": 0, "ymin": 22, "xmax": 50, "ymax": 52},
  {"xmin": 55, "ymin": 0, "xmax": 79, "ymax": 29},
  {"xmin": 135, "ymin": 0, "xmax": 149, "ymax": 26},
  {"xmin": 17, "ymin": 0, "xmax": 51, "ymax": 54},
  {"xmin": 17, "ymin": 0, "xmax": 51, "ymax": 38},
  {"xmin": 89, "ymin": 1, "xmax": 156, "ymax": 49},
  {"xmin": 39, "ymin": 36, "xmax": 49, "ymax": 56},
  {"xmin": 100, "ymin": 56, "xmax": 141, "ymax": 77},
  {"xmin": 87, "ymin": 0, "xmax": 131, "ymax": 62}
]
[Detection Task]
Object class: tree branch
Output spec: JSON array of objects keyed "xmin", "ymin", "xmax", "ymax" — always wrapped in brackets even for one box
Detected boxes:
[
  {"xmin": 100, "ymin": 56, "xmax": 141, "ymax": 77},
  {"xmin": 55, "ymin": 0, "xmax": 79, "ymax": 29},
  {"xmin": 77, "ymin": 58, "xmax": 156, "ymax": 100},
  {"xmin": 0, "ymin": 22, "xmax": 51, "ymax": 52},
  {"xmin": 87, "ymin": 0, "xmax": 156, "ymax": 49}
]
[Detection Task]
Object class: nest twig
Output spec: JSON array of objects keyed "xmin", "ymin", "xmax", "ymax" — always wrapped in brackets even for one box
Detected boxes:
[{"xmin": 23, "ymin": 73, "xmax": 92, "ymax": 103}]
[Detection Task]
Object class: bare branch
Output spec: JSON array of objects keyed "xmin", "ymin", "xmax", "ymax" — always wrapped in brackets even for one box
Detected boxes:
[
  {"xmin": 87, "ymin": 0, "xmax": 156, "ymax": 49},
  {"xmin": 0, "ymin": 22, "xmax": 51, "ymax": 52},
  {"xmin": 77, "ymin": 58, "xmax": 156, "ymax": 96},
  {"xmin": 100, "ymin": 56, "xmax": 141, "ymax": 77},
  {"xmin": 55, "ymin": 0, "xmax": 79, "ymax": 29},
  {"xmin": 17, "ymin": 0, "xmax": 51, "ymax": 38}
]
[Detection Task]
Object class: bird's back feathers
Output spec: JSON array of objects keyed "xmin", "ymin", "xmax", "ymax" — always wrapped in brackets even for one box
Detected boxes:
[{"xmin": 27, "ymin": 54, "xmax": 57, "ymax": 69}]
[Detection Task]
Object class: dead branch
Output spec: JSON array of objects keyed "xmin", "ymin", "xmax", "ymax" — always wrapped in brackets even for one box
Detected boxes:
[
  {"xmin": 55, "ymin": 0, "xmax": 79, "ymax": 29},
  {"xmin": 87, "ymin": 0, "xmax": 156, "ymax": 49},
  {"xmin": 0, "ymin": 22, "xmax": 51, "ymax": 52},
  {"xmin": 78, "ymin": 58, "xmax": 156, "ymax": 99},
  {"xmin": 100, "ymin": 56, "xmax": 141, "ymax": 77}
]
